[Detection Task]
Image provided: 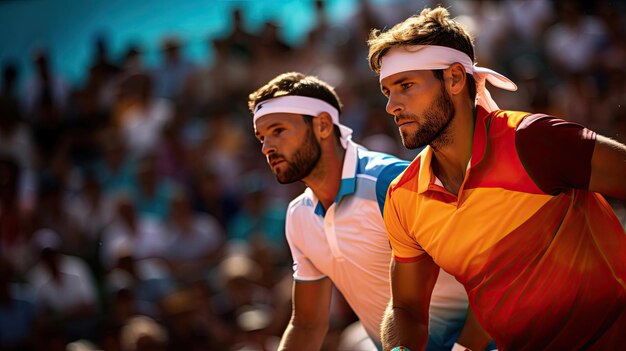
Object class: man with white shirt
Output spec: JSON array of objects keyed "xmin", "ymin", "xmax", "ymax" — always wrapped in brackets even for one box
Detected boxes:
[{"xmin": 249, "ymin": 72, "xmax": 492, "ymax": 351}]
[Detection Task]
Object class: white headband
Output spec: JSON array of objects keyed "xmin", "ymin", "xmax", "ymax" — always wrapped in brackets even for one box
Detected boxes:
[
  {"xmin": 253, "ymin": 95, "xmax": 353, "ymax": 148},
  {"xmin": 379, "ymin": 45, "xmax": 517, "ymax": 111}
]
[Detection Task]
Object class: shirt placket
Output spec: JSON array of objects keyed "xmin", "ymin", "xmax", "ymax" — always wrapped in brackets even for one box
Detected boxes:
[{"xmin": 323, "ymin": 204, "xmax": 345, "ymax": 261}]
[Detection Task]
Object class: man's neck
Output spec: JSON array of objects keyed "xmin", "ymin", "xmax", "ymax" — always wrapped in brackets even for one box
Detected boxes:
[
  {"xmin": 304, "ymin": 142, "xmax": 346, "ymax": 211},
  {"xmin": 431, "ymin": 106, "xmax": 475, "ymax": 196}
]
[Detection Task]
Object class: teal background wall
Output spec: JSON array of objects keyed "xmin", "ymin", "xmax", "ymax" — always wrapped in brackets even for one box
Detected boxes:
[{"xmin": 0, "ymin": 0, "xmax": 372, "ymax": 86}]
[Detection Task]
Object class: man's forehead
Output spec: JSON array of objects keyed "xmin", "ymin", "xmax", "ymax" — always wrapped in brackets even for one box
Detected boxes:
[
  {"xmin": 254, "ymin": 112, "xmax": 303, "ymax": 130},
  {"xmin": 380, "ymin": 70, "xmax": 424, "ymax": 87}
]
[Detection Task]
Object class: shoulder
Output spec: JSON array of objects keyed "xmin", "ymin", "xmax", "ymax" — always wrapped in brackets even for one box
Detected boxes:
[
  {"xmin": 356, "ymin": 147, "xmax": 410, "ymax": 180},
  {"xmin": 487, "ymin": 110, "xmax": 534, "ymax": 131},
  {"xmin": 287, "ymin": 189, "xmax": 315, "ymax": 217},
  {"xmin": 388, "ymin": 154, "xmax": 422, "ymax": 198}
]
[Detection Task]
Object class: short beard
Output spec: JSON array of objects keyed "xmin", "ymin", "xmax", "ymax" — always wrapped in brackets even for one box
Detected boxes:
[
  {"xmin": 274, "ymin": 127, "xmax": 321, "ymax": 184},
  {"xmin": 400, "ymin": 84, "xmax": 455, "ymax": 150}
]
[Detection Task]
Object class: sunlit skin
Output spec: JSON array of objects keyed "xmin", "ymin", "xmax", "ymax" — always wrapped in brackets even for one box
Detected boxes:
[
  {"xmin": 380, "ymin": 65, "xmax": 475, "ymax": 195},
  {"xmin": 254, "ymin": 111, "xmax": 345, "ymax": 210},
  {"xmin": 380, "ymin": 70, "xmax": 455, "ymax": 150},
  {"xmin": 254, "ymin": 113, "xmax": 321, "ymax": 184}
]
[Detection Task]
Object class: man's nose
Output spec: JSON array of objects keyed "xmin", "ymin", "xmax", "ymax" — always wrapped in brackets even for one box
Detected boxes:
[
  {"xmin": 386, "ymin": 96, "xmax": 403, "ymax": 116},
  {"xmin": 261, "ymin": 139, "xmax": 276, "ymax": 156}
]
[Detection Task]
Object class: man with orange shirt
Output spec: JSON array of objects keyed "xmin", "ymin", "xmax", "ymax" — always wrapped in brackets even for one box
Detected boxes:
[{"xmin": 367, "ymin": 7, "xmax": 626, "ymax": 351}]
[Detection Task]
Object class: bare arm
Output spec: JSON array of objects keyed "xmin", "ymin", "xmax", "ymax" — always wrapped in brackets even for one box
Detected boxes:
[
  {"xmin": 278, "ymin": 277, "xmax": 333, "ymax": 351},
  {"xmin": 456, "ymin": 307, "xmax": 493, "ymax": 351},
  {"xmin": 381, "ymin": 256, "xmax": 439, "ymax": 351},
  {"xmin": 589, "ymin": 135, "xmax": 626, "ymax": 200}
]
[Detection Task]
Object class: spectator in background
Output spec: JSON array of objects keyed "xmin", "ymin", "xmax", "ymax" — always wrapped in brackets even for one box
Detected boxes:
[
  {"xmin": 211, "ymin": 252, "xmax": 273, "ymax": 335},
  {"xmin": 20, "ymin": 49, "xmax": 70, "ymax": 121},
  {"xmin": 0, "ymin": 258, "xmax": 37, "ymax": 351},
  {"xmin": 544, "ymin": 0, "xmax": 607, "ymax": 76},
  {"xmin": 0, "ymin": 155, "xmax": 35, "ymax": 276},
  {"xmin": 160, "ymin": 285, "xmax": 228, "ymax": 351},
  {"xmin": 21, "ymin": 49, "xmax": 70, "ymax": 166},
  {"xmin": 119, "ymin": 315, "xmax": 168, "ymax": 351},
  {"xmin": 129, "ymin": 153, "xmax": 176, "ymax": 221},
  {"xmin": 151, "ymin": 36, "xmax": 196, "ymax": 101},
  {"xmin": 65, "ymin": 170, "xmax": 114, "ymax": 246},
  {"xmin": 156, "ymin": 114, "xmax": 192, "ymax": 185},
  {"xmin": 27, "ymin": 228, "xmax": 99, "ymax": 343},
  {"xmin": 227, "ymin": 171, "xmax": 288, "ymax": 262},
  {"xmin": 104, "ymin": 238, "xmax": 175, "ymax": 319},
  {"xmin": 189, "ymin": 165, "xmax": 240, "ymax": 231},
  {"xmin": 120, "ymin": 44, "xmax": 144, "ymax": 75},
  {"xmin": 87, "ymin": 34, "xmax": 121, "ymax": 93},
  {"xmin": 1, "ymin": 61, "xmax": 20, "ymax": 100},
  {"xmin": 221, "ymin": 8, "xmax": 258, "ymax": 63},
  {"xmin": 100, "ymin": 193, "xmax": 171, "ymax": 270},
  {"xmin": 112, "ymin": 73, "xmax": 173, "ymax": 158},
  {"xmin": 85, "ymin": 33, "xmax": 121, "ymax": 117},
  {"xmin": 164, "ymin": 189, "xmax": 225, "ymax": 281},
  {"xmin": 94, "ymin": 128, "xmax": 134, "ymax": 194},
  {"xmin": 32, "ymin": 172, "xmax": 80, "ymax": 255}
]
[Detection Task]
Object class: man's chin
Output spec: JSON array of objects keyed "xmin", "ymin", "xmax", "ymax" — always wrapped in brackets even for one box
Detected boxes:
[
  {"xmin": 401, "ymin": 131, "xmax": 433, "ymax": 150},
  {"xmin": 275, "ymin": 174, "xmax": 299, "ymax": 184},
  {"xmin": 276, "ymin": 178, "xmax": 296, "ymax": 185},
  {"xmin": 400, "ymin": 136, "xmax": 422, "ymax": 150}
]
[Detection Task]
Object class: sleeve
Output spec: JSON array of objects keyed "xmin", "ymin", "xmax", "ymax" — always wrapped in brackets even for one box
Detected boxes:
[
  {"xmin": 375, "ymin": 160, "xmax": 410, "ymax": 216},
  {"xmin": 285, "ymin": 205, "xmax": 326, "ymax": 282},
  {"xmin": 515, "ymin": 114, "xmax": 597, "ymax": 195},
  {"xmin": 383, "ymin": 186, "xmax": 427, "ymax": 262}
]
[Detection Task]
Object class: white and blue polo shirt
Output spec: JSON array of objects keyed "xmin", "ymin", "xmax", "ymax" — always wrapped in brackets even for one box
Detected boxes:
[{"xmin": 285, "ymin": 141, "xmax": 470, "ymax": 349}]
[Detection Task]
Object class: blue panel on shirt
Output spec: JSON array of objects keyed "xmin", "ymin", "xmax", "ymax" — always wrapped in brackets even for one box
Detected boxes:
[{"xmin": 356, "ymin": 149, "xmax": 409, "ymax": 216}]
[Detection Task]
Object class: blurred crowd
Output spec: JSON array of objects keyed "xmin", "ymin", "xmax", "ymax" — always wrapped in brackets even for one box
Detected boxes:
[{"xmin": 1, "ymin": 0, "xmax": 625, "ymax": 350}]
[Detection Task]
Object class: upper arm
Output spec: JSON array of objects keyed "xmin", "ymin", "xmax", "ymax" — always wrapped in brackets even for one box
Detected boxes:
[
  {"xmin": 390, "ymin": 256, "xmax": 440, "ymax": 322},
  {"xmin": 589, "ymin": 134, "xmax": 626, "ymax": 199},
  {"xmin": 515, "ymin": 115, "xmax": 626, "ymax": 199},
  {"xmin": 384, "ymin": 188, "xmax": 426, "ymax": 260},
  {"xmin": 291, "ymin": 278, "xmax": 333, "ymax": 327},
  {"xmin": 515, "ymin": 115, "xmax": 596, "ymax": 194},
  {"xmin": 285, "ymin": 208, "xmax": 326, "ymax": 281}
]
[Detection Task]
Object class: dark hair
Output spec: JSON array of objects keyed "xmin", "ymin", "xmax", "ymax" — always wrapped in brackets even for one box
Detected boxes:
[
  {"xmin": 249, "ymin": 72, "xmax": 343, "ymax": 140},
  {"xmin": 248, "ymin": 72, "xmax": 342, "ymax": 113}
]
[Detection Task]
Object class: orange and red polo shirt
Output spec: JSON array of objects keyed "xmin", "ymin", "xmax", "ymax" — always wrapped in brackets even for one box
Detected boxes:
[{"xmin": 384, "ymin": 107, "xmax": 626, "ymax": 350}]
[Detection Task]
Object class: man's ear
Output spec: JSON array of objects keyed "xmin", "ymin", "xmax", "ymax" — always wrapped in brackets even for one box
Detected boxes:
[
  {"xmin": 444, "ymin": 62, "xmax": 467, "ymax": 96},
  {"xmin": 314, "ymin": 112, "xmax": 335, "ymax": 139}
]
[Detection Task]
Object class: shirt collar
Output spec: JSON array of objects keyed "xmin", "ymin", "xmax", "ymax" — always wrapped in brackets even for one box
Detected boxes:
[
  {"xmin": 417, "ymin": 106, "xmax": 490, "ymax": 194},
  {"xmin": 313, "ymin": 140, "xmax": 360, "ymax": 216}
]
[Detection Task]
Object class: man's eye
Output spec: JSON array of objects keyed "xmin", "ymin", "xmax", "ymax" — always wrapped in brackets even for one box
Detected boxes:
[{"xmin": 401, "ymin": 82, "xmax": 413, "ymax": 89}]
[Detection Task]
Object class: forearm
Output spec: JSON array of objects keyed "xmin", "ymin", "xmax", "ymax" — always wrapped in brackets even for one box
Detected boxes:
[
  {"xmin": 278, "ymin": 319, "xmax": 328, "ymax": 351},
  {"xmin": 590, "ymin": 135, "xmax": 626, "ymax": 200},
  {"xmin": 455, "ymin": 307, "xmax": 492, "ymax": 351},
  {"xmin": 381, "ymin": 301, "xmax": 428, "ymax": 351}
]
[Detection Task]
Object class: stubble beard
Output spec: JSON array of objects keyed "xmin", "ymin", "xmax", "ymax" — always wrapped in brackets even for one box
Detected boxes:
[
  {"xmin": 272, "ymin": 127, "xmax": 322, "ymax": 184},
  {"xmin": 400, "ymin": 85, "xmax": 456, "ymax": 150}
]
